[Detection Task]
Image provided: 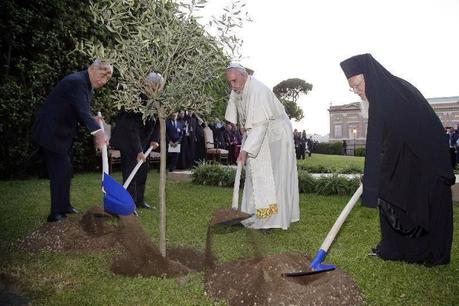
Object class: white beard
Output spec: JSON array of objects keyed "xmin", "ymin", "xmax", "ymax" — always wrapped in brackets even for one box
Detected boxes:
[{"xmin": 360, "ymin": 98, "xmax": 369, "ymax": 119}]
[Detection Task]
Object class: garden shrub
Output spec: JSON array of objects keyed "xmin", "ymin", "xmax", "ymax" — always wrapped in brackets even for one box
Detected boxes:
[
  {"xmin": 354, "ymin": 147, "xmax": 366, "ymax": 156},
  {"xmin": 315, "ymin": 175, "xmax": 360, "ymax": 195},
  {"xmin": 297, "ymin": 170, "xmax": 316, "ymax": 193},
  {"xmin": 313, "ymin": 142, "xmax": 342, "ymax": 155},
  {"xmin": 192, "ymin": 163, "xmax": 244, "ymax": 187},
  {"xmin": 193, "ymin": 164, "xmax": 361, "ymax": 195}
]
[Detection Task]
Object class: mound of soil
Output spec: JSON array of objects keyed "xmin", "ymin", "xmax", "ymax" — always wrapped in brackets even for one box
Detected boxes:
[
  {"xmin": 17, "ymin": 207, "xmax": 119, "ymax": 254},
  {"xmin": 16, "ymin": 206, "xmax": 364, "ymax": 305},
  {"xmin": 204, "ymin": 252, "xmax": 363, "ymax": 305},
  {"xmin": 204, "ymin": 224, "xmax": 364, "ymax": 305},
  {"xmin": 17, "ymin": 206, "xmax": 210, "ymax": 278}
]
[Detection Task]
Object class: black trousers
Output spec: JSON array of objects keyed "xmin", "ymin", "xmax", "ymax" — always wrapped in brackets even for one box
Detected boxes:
[
  {"xmin": 120, "ymin": 150, "xmax": 149, "ymax": 205},
  {"xmin": 42, "ymin": 148, "xmax": 72, "ymax": 215},
  {"xmin": 167, "ymin": 152, "xmax": 179, "ymax": 172}
]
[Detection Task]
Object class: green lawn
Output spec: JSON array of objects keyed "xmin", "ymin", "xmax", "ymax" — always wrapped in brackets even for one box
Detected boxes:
[
  {"xmin": 297, "ymin": 153, "xmax": 364, "ymax": 171},
  {"xmin": 0, "ymin": 160, "xmax": 457, "ymax": 305}
]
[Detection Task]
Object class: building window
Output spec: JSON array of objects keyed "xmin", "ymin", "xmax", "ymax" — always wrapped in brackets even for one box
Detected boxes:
[{"xmin": 334, "ymin": 125, "xmax": 342, "ymax": 138}]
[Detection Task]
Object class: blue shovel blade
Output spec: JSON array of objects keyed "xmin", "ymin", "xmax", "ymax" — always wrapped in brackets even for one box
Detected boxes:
[
  {"xmin": 282, "ymin": 249, "xmax": 335, "ymax": 277},
  {"xmin": 102, "ymin": 173, "xmax": 135, "ymax": 216}
]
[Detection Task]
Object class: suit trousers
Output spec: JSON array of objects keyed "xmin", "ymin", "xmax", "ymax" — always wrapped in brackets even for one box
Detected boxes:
[
  {"xmin": 120, "ymin": 150, "xmax": 149, "ymax": 205},
  {"xmin": 42, "ymin": 148, "xmax": 72, "ymax": 215}
]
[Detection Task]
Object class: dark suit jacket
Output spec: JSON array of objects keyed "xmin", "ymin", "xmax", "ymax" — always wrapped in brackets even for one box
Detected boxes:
[
  {"xmin": 32, "ymin": 70, "xmax": 99, "ymax": 153},
  {"xmin": 110, "ymin": 110, "xmax": 159, "ymax": 155},
  {"xmin": 166, "ymin": 119, "xmax": 183, "ymax": 143}
]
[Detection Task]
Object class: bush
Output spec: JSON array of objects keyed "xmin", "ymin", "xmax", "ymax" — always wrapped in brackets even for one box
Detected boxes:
[
  {"xmin": 193, "ymin": 164, "xmax": 361, "ymax": 196},
  {"xmin": 313, "ymin": 142, "xmax": 343, "ymax": 155},
  {"xmin": 315, "ymin": 175, "xmax": 360, "ymax": 196},
  {"xmin": 192, "ymin": 163, "xmax": 244, "ymax": 187},
  {"xmin": 297, "ymin": 164, "xmax": 362, "ymax": 174},
  {"xmin": 339, "ymin": 165, "xmax": 363, "ymax": 174},
  {"xmin": 297, "ymin": 164, "xmax": 334, "ymax": 173},
  {"xmin": 297, "ymin": 170, "xmax": 316, "ymax": 193},
  {"xmin": 355, "ymin": 147, "xmax": 366, "ymax": 156}
]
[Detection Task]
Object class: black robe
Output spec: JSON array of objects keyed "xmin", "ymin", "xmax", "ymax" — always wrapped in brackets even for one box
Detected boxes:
[{"xmin": 340, "ymin": 54, "xmax": 455, "ymax": 265}]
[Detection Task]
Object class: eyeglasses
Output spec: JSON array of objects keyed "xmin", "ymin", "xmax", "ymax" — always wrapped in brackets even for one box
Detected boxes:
[{"xmin": 349, "ymin": 78, "xmax": 364, "ymax": 93}]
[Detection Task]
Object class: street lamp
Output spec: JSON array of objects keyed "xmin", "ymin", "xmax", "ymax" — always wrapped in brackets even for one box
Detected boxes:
[{"xmin": 352, "ymin": 128, "xmax": 357, "ymax": 156}]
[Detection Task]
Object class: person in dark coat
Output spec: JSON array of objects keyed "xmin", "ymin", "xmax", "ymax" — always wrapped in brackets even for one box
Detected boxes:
[
  {"xmin": 110, "ymin": 72, "xmax": 163, "ymax": 210},
  {"xmin": 342, "ymin": 140, "xmax": 347, "ymax": 155},
  {"xmin": 187, "ymin": 111, "xmax": 200, "ymax": 166},
  {"xmin": 166, "ymin": 112, "xmax": 184, "ymax": 172},
  {"xmin": 177, "ymin": 110, "xmax": 191, "ymax": 169},
  {"xmin": 32, "ymin": 60, "xmax": 112, "ymax": 222},
  {"xmin": 445, "ymin": 127, "xmax": 458, "ymax": 169},
  {"xmin": 340, "ymin": 53, "xmax": 455, "ymax": 266},
  {"xmin": 193, "ymin": 117, "xmax": 205, "ymax": 164}
]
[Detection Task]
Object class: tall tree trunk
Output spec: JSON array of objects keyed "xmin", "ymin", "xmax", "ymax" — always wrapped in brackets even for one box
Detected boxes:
[{"xmin": 158, "ymin": 112, "xmax": 167, "ymax": 257}]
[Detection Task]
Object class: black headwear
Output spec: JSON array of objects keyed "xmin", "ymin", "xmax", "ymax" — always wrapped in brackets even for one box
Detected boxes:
[
  {"xmin": 340, "ymin": 54, "xmax": 454, "ymax": 231},
  {"xmin": 340, "ymin": 55, "xmax": 365, "ymax": 79}
]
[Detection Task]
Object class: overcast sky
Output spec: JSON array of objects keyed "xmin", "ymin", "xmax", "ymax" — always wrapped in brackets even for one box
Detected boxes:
[{"xmin": 201, "ymin": 0, "xmax": 459, "ymax": 135}]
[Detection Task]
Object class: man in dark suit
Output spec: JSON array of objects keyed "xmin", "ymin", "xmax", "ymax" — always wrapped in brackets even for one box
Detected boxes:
[
  {"xmin": 32, "ymin": 60, "xmax": 113, "ymax": 222},
  {"xmin": 166, "ymin": 112, "xmax": 184, "ymax": 172},
  {"xmin": 110, "ymin": 72, "xmax": 162, "ymax": 210}
]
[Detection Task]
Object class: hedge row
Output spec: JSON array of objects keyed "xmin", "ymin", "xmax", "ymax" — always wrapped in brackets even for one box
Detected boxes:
[
  {"xmin": 192, "ymin": 163, "xmax": 361, "ymax": 195},
  {"xmin": 297, "ymin": 164, "xmax": 362, "ymax": 174}
]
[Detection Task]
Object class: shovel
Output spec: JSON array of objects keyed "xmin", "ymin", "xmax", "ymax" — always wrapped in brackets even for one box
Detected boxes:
[
  {"xmin": 283, "ymin": 184, "xmax": 363, "ymax": 277},
  {"xmin": 98, "ymin": 112, "xmax": 135, "ymax": 216},
  {"xmin": 210, "ymin": 161, "xmax": 252, "ymax": 226}
]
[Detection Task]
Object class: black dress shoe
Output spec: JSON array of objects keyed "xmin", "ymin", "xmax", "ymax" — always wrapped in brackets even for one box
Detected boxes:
[
  {"xmin": 136, "ymin": 202, "xmax": 151, "ymax": 209},
  {"xmin": 65, "ymin": 207, "xmax": 79, "ymax": 214},
  {"xmin": 47, "ymin": 213, "xmax": 67, "ymax": 223}
]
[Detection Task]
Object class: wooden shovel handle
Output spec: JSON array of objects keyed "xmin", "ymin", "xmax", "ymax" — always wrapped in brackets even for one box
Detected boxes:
[{"xmin": 231, "ymin": 161, "xmax": 243, "ymax": 209}]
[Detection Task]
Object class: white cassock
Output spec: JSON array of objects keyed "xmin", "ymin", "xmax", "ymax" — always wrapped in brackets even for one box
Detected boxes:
[{"xmin": 225, "ymin": 76, "xmax": 300, "ymax": 230}]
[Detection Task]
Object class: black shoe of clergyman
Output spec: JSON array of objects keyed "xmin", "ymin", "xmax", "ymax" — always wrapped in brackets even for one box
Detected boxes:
[
  {"xmin": 136, "ymin": 202, "xmax": 151, "ymax": 209},
  {"xmin": 368, "ymin": 247, "xmax": 378, "ymax": 257},
  {"xmin": 47, "ymin": 213, "xmax": 67, "ymax": 223},
  {"xmin": 65, "ymin": 207, "xmax": 79, "ymax": 214}
]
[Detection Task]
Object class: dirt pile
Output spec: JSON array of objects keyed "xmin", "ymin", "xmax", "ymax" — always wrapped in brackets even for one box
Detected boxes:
[
  {"xmin": 17, "ymin": 206, "xmax": 210, "ymax": 278},
  {"xmin": 16, "ymin": 206, "xmax": 364, "ymax": 305},
  {"xmin": 204, "ymin": 214, "xmax": 364, "ymax": 306},
  {"xmin": 204, "ymin": 252, "xmax": 364, "ymax": 305}
]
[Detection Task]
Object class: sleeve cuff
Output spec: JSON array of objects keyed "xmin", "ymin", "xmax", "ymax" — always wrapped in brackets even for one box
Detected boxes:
[{"xmin": 91, "ymin": 129, "xmax": 101, "ymax": 135}]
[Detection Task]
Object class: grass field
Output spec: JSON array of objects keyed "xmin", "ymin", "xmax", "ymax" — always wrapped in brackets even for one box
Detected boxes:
[
  {"xmin": 297, "ymin": 153, "xmax": 364, "ymax": 171},
  {"xmin": 0, "ymin": 155, "xmax": 457, "ymax": 305}
]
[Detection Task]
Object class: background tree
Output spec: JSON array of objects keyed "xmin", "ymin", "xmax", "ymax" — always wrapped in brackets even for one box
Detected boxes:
[
  {"xmin": 80, "ymin": 0, "xmax": 247, "ymax": 257},
  {"xmin": 273, "ymin": 78, "xmax": 313, "ymax": 121},
  {"xmin": 0, "ymin": 0, "xmax": 116, "ymax": 179}
]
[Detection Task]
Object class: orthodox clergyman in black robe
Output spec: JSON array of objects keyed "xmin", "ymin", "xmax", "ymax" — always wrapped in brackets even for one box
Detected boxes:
[{"xmin": 340, "ymin": 53, "xmax": 455, "ymax": 266}]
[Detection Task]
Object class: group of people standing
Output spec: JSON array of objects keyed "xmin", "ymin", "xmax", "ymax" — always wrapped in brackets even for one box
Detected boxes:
[
  {"xmin": 165, "ymin": 114, "xmax": 243, "ymax": 172},
  {"xmin": 32, "ymin": 53, "xmax": 454, "ymax": 268},
  {"xmin": 445, "ymin": 126, "xmax": 459, "ymax": 169},
  {"xmin": 293, "ymin": 129, "xmax": 312, "ymax": 159}
]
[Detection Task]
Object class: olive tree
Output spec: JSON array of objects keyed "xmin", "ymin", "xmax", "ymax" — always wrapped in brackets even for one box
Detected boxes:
[{"xmin": 79, "ymin": 0, "xmax": 246, "ymax": 257}]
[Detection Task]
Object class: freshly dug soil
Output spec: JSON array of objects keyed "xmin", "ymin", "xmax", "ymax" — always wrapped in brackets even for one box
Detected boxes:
[
  {"xmin": 16, "ymin": 206, "xmax": 364, "ymax": 305},
  {"xmin": 17, "ymin": 206, "xmax": 120, "ymax": 254},
  {"xmin": 204, "ymin": 221, "xmax": 364, "ymax": 305},
  {"xmin": 17, "ymin": 206, "xmax": 210, "ymax": 278},
  {"xmin": 210, "ymin": 208, "xmax": 252, "ymax": 226},
  {"xmin": 204, "ymin": 252, "xmax": 364, "ymax": 305}
]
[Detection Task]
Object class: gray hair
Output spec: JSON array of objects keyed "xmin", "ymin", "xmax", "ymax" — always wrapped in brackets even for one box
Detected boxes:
[
  {"xmin": 225, "ymin": 62, "xmax": 248, "ymax": 76},
  {"xmin": 90, "ymin": 59, "xmax": 113, "ymax": 74},
  {"xmin": 147, "ymin": 71, "xmax": 164, "ymax": 86}
]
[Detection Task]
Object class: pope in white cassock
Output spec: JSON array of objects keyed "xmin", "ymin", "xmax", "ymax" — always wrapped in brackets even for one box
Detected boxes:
[{"xmin": 224, "ymin": 63, "xmax": 300, "ymax": 230}]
